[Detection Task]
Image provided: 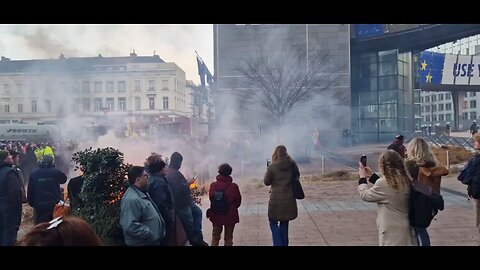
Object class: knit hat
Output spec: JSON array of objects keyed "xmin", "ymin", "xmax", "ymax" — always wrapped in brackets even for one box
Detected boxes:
[
  {"xmin": 0, "ymin": 150, "xmax": 9, "ymax": 161},
  {"xmin": 42, "ymin": 155, "xmax": 54, "ymax": 164}
]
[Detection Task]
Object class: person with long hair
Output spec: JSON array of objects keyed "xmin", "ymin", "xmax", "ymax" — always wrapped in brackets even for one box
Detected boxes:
[
  {"xmin": 17, "ymin": 216, "xmax": 102, "ymax": 246},
  {"xmin": 405, "ymin": 137, "xmax": 448, "ymax": 246},
  {"xmin": 358, "ymin": 150, "xmax": 415, "ymax": 246},
  {"xmin": 264, "ymin": 145, "xmax": 299, "ymax": 246}
]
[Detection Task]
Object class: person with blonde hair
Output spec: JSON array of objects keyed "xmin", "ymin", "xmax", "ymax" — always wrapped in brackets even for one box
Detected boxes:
[
  {"xmin": 358, "ymin": 150, "xmax": 415, "ymax": 246},
  {"xmin": 264, "ymin": 145, "xmax": 299, "ymax": 246},
  {"xmin": 405, "ymin": 137, "xmax": 448, "ymax": 246}
]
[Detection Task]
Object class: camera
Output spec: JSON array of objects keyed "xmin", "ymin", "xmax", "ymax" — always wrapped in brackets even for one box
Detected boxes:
[
  {"xmin": 266, "ymin": 158, "xmax": 271, "ymax": 167},
  {"xmin": 360, "ymin": 155, "xmax": 367, "ymax": 167}
]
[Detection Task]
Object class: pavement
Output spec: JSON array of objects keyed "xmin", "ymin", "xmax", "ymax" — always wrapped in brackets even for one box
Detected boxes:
[{"xmin": 200, "ymin": 174, "xmax": 480, "ymax": 246}]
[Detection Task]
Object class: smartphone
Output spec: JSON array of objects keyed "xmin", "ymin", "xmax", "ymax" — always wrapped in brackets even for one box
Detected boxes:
[
  {"xmin": 266, "ymin": 159, "xmax": 271, "ymax": 167},
  {"xmin": 193, "ymin": 174, "xmax": 199, "ymax": 180},
  {"xmin": 360, "ymin": 155, "xmax": 367, "ymax": 167}
]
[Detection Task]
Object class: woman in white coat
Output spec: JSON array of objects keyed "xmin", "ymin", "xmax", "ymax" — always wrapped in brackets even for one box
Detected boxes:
[{"xmin": 358, "ymin": 150, "xmax": 415, "ymax": 246}]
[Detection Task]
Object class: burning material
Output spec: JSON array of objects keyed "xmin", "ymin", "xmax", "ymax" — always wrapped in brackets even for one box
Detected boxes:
[{"xmin": 190, "ymin": 182, "xmax": 207, "ymax": 205}]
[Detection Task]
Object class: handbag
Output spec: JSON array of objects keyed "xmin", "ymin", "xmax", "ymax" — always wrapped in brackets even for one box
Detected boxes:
[{"xmin": 291, "ymin": 164, "xmax": 305, "ymax": 200}]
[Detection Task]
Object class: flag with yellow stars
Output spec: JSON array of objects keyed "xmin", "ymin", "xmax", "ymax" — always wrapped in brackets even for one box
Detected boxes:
[{"xmin": 419, "ymin": 51, "xmax": 445, "ymax": 85}]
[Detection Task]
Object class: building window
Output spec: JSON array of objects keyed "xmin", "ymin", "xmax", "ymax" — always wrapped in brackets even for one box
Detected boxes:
[
  {"xmin": 431, "ymin": 95, "xmax": 436, "ymax": 102},
  {"xmin": 439, "ymin": 114, "xmax": 444, "ymax": 121},
  {"xmin": 446, "ymin": 103, "xmax": 452, "ymax": 111},
  {"xmin": 438, "ymin": 94, "xmax": 443, "ymax": 100},
  {"xmin": 4, "ymin": 104, "xmax": 9, "ymax": 113},
  {"xmin": 463, "ymin": 112, "xmax": 469, "ymax": 119},
  {"xmin": 30, "ymin": 84, "xmax": 37, "ymax": 95},
  {"xmin": 148, "ymin": 80, "xmax": 155, "ymax": 91},
  {"xmin": 94, "ymin": 98, "xmax": 102, "ymax": 112},
  {"xmin": 134, "ymin": 80, "xmax": 141, "ymax": 91},
  {"xmin": 471, "ymin": 92, "xmax": 476, "ymax": 97},
  {"xmin": 471, "ymin": 111, "xmax": 477, "ymax": 120},
  {"xmin": 72, "ymin": 98, "xmax": 80, "ymax": 113},
  {"xmin": 148, "ymin": 96, "xmax": 155, "ymax": 110},
  {"xmin": 94, "ymin": 81, "xmax": 103, "ymax": 93},
  {"xmin": 106, "ymin": 98, "xmax": 114, "ymax": 110},
  {"xmin": 106, "ymin": 81, "xmax": 114, "ymax": 92},
  {"xmin": 438, "ymin": 104, "xmax": 444, "ymax": 111},
  {"xmin": 118, "ymin": 81, "xmax": 126, "ymax": 92},
  {"xmin": 135, "ymin": 97, "xmax": 141, "ymax": 110},
  {"xmin": 432, "ymin": 105, "xmax": 437, "ymax": 112},
  {"xmin": 425, "ymin": 96, "xmax": 430, "ymax": 102},
  {"xmin": 425, "ymin": 115, "xmax": 430, "ymax": 122},
  {"xmin": 446, "ymin": 114, "xmax": 452, "ymax": 121},
  {"xmin": 45, "ymin": 100, "xmax": 51, "ymax": 113},
  {"xmin": 16, "ymin": 83, "xmax": 24, "ymax": 95},
  {"xmin": 17, "ymin": 103, "xmax": 23, "ymax": 113},
  {"xmin": 83, "ymin": 98, "xmax": 90, "ymax": 112},
  {"xmin": 432, "ymin": 115, "xmax": 437, "ymax": 122},
  {"xmin": 118, "ymin": 97, "xmax": 126, "ymax": 111},
  {"xmin": 31, "ymin": 100, "xmax": 37, "ymax": 113},
  {"xmin": 162, "ymin": 80, "xmax": 168, "ymax": 90},
  {"xmin": 446, "ymin": 93, "xmax": 451, "ymax": 100},
  {"xmin": 83, "ymin": 81, "xmax": 90, "ymax": 93},
  {"xmin": 470, "ymin": 100, "xmax": 477, "ymax": 108},
  {"xmin": 163, "ymin": 97, "xmax": 169, "ymax": 109},
  {"xmin": 3, "ymin": 84, "xmax": 10, "ymax": 95}
]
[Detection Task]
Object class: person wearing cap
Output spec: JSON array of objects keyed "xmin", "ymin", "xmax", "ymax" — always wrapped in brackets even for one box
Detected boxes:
[
  {"xmin": 145, "ymin": 153, "xmax": 175, "ymax": 246},
  {"xmin": 387, "ymin": 135, "xmax": 406, "ymax": 159},
  {"xmin": 27, "ymin": 155, "xmax": 67, "ymax": 224},
  {"xmin": 0, "ymin": 150, "xmax": 23, "ymax": 246},
  {"xmin": 445, "ymin": 122, "xmax": 451, "ymax": 136}
]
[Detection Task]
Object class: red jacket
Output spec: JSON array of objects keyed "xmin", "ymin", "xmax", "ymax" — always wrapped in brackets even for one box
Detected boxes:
[{"xmin": 206, "ymin": 175, "xmax": 242, "ymax": 226}]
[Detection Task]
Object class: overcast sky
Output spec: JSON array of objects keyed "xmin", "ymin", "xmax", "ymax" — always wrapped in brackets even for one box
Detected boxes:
[{"xmin": 0, "ymin": 24, "xmax": 214, "ymax": 85}]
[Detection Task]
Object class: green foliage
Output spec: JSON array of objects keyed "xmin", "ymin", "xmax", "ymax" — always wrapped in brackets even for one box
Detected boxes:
[{"xmin": 71, "ymin": 147, "xmax": 132, "ymax": 245}]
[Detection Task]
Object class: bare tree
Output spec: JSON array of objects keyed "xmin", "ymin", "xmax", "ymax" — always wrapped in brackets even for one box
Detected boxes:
[{"xmin": 235, "ymin": 47, "xmax": 345, "ymax": 126}]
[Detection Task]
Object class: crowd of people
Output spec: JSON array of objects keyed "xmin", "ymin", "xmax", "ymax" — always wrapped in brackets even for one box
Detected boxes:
[{"xmin": 2, "ymin": 131, "xmax": 480, "ymax": 246}]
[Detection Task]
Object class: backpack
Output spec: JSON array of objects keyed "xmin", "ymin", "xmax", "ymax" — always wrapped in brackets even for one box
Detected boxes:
[
  {"xmin": 409, "ymin": 180, "xmax": 444, "ymax": 228},
  {"xmin": 210, "ymin": 184, "xmax": 230, "ymax": 215}
]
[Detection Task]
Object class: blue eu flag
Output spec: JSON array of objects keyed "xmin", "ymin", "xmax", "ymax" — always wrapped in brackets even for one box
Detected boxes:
[{"xmin": 419, "ymin": 51, "xmax": 445, "ymax": 85}]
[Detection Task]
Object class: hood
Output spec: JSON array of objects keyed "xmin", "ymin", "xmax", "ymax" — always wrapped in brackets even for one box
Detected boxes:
[
  {"xmin": 273, "ymin": 157, "xmax": 293, "ymax": 171},
  {"xmin": 216, "ymin": 175, "xmax": 233, "ymax": 183},
  {"xmin": 169, "ymin": 152, "xmax": 183, "ymax": 170}
]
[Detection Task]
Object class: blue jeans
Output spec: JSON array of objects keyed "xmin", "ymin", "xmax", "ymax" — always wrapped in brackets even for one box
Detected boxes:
[
  {"xmin": 176, "ymin": 202, "xmax": 203, "ymax": 242},
  {"xmin": 413, "ymin": 227, "xmax": 430, "ymax": 246},
  {"xmin": 269, "ymin": 220, "xmax": 289, "ymax": 246}
]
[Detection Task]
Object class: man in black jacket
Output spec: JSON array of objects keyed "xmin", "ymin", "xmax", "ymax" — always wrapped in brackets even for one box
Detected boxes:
[
  {"xmin": 0, "ymin": 150, "xmax": 23, "ymax": 246},
  {"xmin": 28, "ymin": 155, "xmax": 67, "ymax": 224}
]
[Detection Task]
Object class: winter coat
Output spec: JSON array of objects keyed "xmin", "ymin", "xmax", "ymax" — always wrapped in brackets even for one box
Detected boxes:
[
  {"xmin": 387, "ymin": 140, "xmax": 406, "ymax": 158},
  {"xmin": 27, "ymin": 163, "xmax": 67, "ymax": 210},
  {"xmin": 206, "ymin": 175, "xmax": 242, "ymax": 226},
  {"xmin": 358, "ymin": 177, "xmax": 415, "ymax": 246},
  {"xmin": 166, "ymin": 167, "xmax": 193, "ymax": 210},
  {"xmin": 405, "ymin": 160, "xmax": 448, "ymax": 193},
  {"xmin": 149, "ymin": 173, "xmax": 175, "ymax": 236},
  {"xmin": 458, "ymin": 154, "xmax": 480, "ymax": 199},
  {"xmin": 264, "ymin": 157, "xmax": 298, "ymax": 221},
  {"xmin": 0, "ymin": 162, "xmax": 23, "ymax": 231},
  {"xmin": 120, "ymin": 185, "xmax": 165, "ymax": 246}
]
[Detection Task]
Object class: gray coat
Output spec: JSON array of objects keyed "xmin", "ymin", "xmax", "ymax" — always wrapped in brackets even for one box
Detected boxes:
[
  {"xmin": 120, "ymin": 185, "xmax": 165, "ymax": 246},
  {"xmin": 264, "ymin": 157, "xmax": 298, "ymax": 221},
  {"xmin": 358, "ymin": 177, "xmax": 415, "ymax": 246}
]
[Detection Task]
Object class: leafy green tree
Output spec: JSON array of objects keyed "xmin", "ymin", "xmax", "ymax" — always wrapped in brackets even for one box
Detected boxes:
[{"xmin": 71, "ymin": 147, "xmax": 131, "ymax": 245}]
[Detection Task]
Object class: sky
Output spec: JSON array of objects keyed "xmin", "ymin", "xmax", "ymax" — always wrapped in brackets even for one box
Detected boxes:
[{"xmin": 0, "ymin": 24, "xmax": 214, "ymax": 85}]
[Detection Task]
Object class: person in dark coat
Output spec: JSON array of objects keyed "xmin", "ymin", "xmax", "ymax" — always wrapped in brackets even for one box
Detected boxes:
[
  {"xmin": 206, "ymin": 163, "xmax": 241, "ymax": 246},
  {"xmin": 0, "ymin": 150, "xmax": 23, "ymax": 246},
  {"xmin": 27, "ymin": 155, "xmax": 67, "ymax": 224},
  {"xmin": 387, "ymin": 134, "xmax": 406, "ymax": 159},
  {"xmin": 264, "ymin": 145, "xmax": 299, "ymax": 246},
  {"xmin": 166, "ymin": 151, "xmax": 208, "ymax": 246},
  {"xmin": 67, "ymin": 174, "xmax": 84, "ymax": 211},
  {"xmin": 145, "ymin": 153, "xmax": 175, "ymax": 246}
]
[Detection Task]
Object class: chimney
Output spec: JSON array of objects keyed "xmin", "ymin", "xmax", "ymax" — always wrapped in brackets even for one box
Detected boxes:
[
  {"xmin": 1, "ymin": 56, "xmax": 11, "ymax": 61},
  {"xmin": 98, "ymin": 54, "xmax": 103, "ymax": 58},
  {"xmin": 130, "ymin": 49, "xmax": 137, "ymax": 57},
  {"xmin": 59, "ymin": 53, "xmax": 65, "ymax": 59}
]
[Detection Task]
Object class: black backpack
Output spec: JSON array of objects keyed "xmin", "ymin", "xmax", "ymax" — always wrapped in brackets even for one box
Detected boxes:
[
  {"xmin": 409, "ymin": 180, "xmax": 444, "ymax": 228},
  {"xmin": 210, "ymin": 184, "xmax": 230, "ymax": 215}
]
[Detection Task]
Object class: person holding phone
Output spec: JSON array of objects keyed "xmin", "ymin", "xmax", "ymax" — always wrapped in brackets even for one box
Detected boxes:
[{"xmin": 358, "ymin": 150, "xmax": 415, "ymax": 246}]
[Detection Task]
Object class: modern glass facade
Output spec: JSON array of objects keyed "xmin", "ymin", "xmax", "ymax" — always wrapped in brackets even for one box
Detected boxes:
[{"xmin": 351, "ymin": 49, "xmax": 414, "ymax": 142}]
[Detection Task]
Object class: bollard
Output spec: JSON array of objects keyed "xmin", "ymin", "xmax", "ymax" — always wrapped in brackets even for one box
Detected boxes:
[
  {"xmin": 446, "ymin": 150, "xmax": 450, "ymax": 169},
  {"xmin": 321, "ymin": 156, "xmax": 325, "ymax": 174}
]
